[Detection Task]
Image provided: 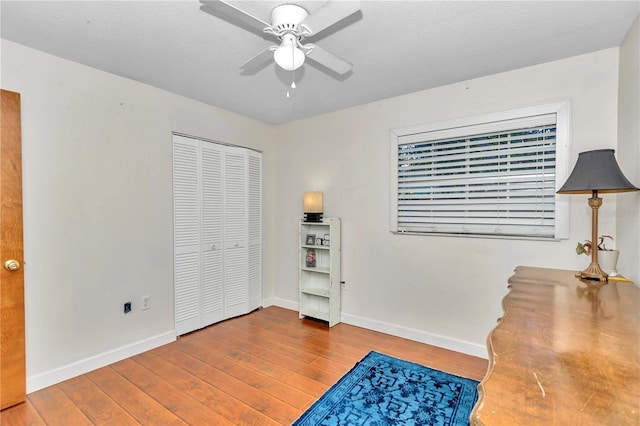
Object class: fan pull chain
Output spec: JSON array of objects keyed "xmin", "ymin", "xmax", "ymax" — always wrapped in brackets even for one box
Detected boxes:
[
  {"xmin": 288, "ymin": 71, "xmax": 295, "ymax": 96},
  {"xmin": 287, "ymin": 41, "xmax": 296, "ymax": 98}
]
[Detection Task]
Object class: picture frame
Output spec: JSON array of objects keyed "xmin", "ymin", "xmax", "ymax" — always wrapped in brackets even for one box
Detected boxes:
[
  {"xmin": 305, "ymin": 249, "xmax": 316, "ymax": 267},
  {"xmin": 322, "ymin": 233, "xmax": 331, "ymax": 246},
  {"xmin": 306, "ymin": 234, "xmax": 316, "ymax": 245},
  {"xmin": 316, "ymin": 237, "xmax": 323, "ymax": 245}
]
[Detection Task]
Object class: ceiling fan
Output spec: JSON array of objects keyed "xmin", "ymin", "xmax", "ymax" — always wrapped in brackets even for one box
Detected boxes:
[{"xmin": 199, "ymin": 1, "xmax": 361, "ymax": 75}]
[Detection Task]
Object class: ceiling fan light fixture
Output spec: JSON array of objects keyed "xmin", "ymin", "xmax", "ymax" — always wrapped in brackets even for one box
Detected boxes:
[{"xmin": 273, "ymin": 34, "xmax": 305, "ymax": 71}]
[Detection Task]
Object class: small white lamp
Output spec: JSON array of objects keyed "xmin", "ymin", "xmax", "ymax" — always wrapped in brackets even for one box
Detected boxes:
[{"xmin": 303, "ymin": 192, "xmax": 323, "ymax": 222}]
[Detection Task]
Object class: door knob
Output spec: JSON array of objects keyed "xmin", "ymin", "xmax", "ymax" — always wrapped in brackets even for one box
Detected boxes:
[{"xmin": 4, "ymin": 259, "xmax": 20, "ymax": 271}]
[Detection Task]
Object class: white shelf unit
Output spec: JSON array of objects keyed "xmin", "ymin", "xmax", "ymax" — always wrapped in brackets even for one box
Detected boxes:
[{"xmin": 299, "ymin": 218, "xmax": 341, "ymax": 327}]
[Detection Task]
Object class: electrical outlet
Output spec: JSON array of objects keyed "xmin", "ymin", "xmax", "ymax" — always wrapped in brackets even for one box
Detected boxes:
[
  {"xmin": 124, "ymin": 302, "xmax": 132, "ymax": 314},
  {"xmin": 141, "ymin": 295, "xmax": 150, "ymax": 310}
]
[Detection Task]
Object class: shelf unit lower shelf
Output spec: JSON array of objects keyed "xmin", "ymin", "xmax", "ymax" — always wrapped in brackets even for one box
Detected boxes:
[
  {"xmin": 299, "ymin": 307, "xmax": 330, "ymax": 323},
  {"xmin": 301, "ymin": 266, "xmax": 330, "ymax": 274},
  {"xmin": 301, "ymin": 287, "xmax": 330, "ymax": 298}
]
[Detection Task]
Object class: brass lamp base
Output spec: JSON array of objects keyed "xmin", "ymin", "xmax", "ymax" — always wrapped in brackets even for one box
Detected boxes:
[
  {"xmin": 577, "ymin": 262, "xmax": 608, "ymax": 282},
  {"xmin": 574, "ymin": 191, "xmax": 608, "ymax": 283}
]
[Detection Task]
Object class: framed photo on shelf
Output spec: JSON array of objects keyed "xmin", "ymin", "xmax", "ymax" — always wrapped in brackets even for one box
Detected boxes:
[
  {"xmin": 305, "ymin": 249, "xmax": 316, "ymax": 267},
  {"xmin": 316, "ymin": 237, "xmax": 323, "ymax": 245},
  {"xmin": 322, "ymin": 233, "xmax": 331, "ymax": 246},
  {"xmin": 306, "ymin": 234, "xmax": 316, "ymax": 245}
]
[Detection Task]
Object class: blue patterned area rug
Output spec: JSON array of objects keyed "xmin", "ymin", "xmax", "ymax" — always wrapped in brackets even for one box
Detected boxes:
[{"xmin": 293, "ymin": 351, "xmax": 479, "ymax": 426}]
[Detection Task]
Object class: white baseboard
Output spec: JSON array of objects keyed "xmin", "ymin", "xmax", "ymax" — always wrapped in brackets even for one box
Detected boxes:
[
  {"xmin": 340, "ymin": 312, "xmax": 488, "ymax": 359},
  {"xmin": 262, "ymin": 296, "xmax": 298, "ymax": 311},
  {"xmin": 27, "ymin": 331, "xmax": 176, "ymax": 393},
  {"xmin": 28, "ymin": 301, "xmax": 486, "ymax": 393},
  {"xmin": 267, "ymin": 298, "xmax": 487, "ymax": 359}
]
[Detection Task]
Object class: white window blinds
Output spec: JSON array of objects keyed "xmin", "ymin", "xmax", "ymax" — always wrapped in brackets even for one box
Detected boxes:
[{"xmin": 391, "ymin": 104, "xmax": 570, "ymax": 239}]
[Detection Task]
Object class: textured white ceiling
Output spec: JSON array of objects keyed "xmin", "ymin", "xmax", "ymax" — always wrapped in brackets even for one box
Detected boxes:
[{"xmin": 1, "ymin": 1, "xmax": 638, "ymax": 124}]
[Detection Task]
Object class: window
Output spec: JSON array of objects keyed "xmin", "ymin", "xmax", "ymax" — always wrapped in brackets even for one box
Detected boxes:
[{"xmin": 390, "ymin": 102, "xmax": 570, "ymax": 239}]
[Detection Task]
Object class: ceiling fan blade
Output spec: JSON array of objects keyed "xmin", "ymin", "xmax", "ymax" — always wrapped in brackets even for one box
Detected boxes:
[
  {"xmin": 300, "ymin": 1, "xmax": 361, "ymax": 36},
  {"xmin": 240, "ymin": 47, "xmax": 275, "ymax": 72},
  {"xmin": 305, "ymin": 44, "xmax": 353, "ymax": 75},
  {"xmin": 199, "ymin": 0, "xmax": 270, "ymax": 33}
]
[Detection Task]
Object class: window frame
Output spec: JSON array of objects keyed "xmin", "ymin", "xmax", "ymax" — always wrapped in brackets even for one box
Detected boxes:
[{"xmin": 389, "ymin": 102, "xmax": 571, "ymax": 240}]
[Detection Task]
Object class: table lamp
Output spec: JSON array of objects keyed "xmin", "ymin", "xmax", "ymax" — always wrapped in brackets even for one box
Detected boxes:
[
  {"xmin": 303, "ymin": 191, "xmax": 323, "ymax": 222},
  {"xmin": 557, "ymin": 149, "xmax": 638, "ymax": 281}
]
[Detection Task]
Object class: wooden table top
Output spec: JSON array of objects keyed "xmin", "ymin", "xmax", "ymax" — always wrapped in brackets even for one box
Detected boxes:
[{"xmin": 471, "ymin": 266, "xmax": 640, "ymax": 425}]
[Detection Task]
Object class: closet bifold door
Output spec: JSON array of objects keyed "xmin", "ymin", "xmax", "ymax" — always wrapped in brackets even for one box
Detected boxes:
[
  {"xmin": 200, "ymin": 142, "xmax": 224, "ymax": 326},
  {"xmin": 247, "ymin": 150, "xmax": 262, "ymax": 311},
  {"xmin": 173, "ymin": 135, "xmax": 202, "ymax": 335},
  {"xmin": 222, "ymin": 146, "xmax": 249, "ymax": 319},
  {"xmin": 173, "ymin": 135, "xmax": 262, "ymax": 336}
]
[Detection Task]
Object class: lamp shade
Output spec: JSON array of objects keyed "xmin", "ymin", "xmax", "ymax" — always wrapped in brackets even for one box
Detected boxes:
[
  {"xmin": 304, "ymin": 192, "xmax": 323, "ymax": 213},
  {"xmin": 557, "ymin": 149, "xmax": 639, "ymax": 194}
]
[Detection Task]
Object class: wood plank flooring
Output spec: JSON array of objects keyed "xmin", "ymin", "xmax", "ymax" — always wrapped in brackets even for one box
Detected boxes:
[{"xmin": 1, "ymin": 306, "xmax": 488, "ymax": 425}]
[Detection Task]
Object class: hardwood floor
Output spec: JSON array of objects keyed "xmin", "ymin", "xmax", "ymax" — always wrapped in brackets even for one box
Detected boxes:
[{"xmin": 1, "ymin": 306, "xmax": 488, "ymax": 425}]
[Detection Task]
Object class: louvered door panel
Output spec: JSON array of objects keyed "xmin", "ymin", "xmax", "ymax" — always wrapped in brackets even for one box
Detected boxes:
[
  {"xmin": 200, "ymin": 143, "xmax": 224, "ymax": 325},
  {"xmin": 248, "ymin": 153, "xmax": 262, "ymax": 242},
  {"xmin": 248, "ymin": 151, "xmax": 262, "ymax": 310},
  {"xmin": 224, "ymin": 148, "xmax": 246, "ymax": 244},
  {"xmin": 173, "ymin": 136, "xmax": 201, "ymax": 335},
  {"xmin": 173, "ymin": 138, "xmax": 199, "ymax": 253},
  {"xmin": 174, "ymin": 253, "xmax": 200, "ymax": 334},
  {"xmin": 248, "ymin": 245, "xmax": 262, "ymax": 310},
  {"xmin": 202, "ymin": 249, "xmax": 223, "ymax": 324},
  {"xmin": 201, "ymin": 145, "xmax": 223, "ymax": 247},
  {"xmin": 224, "ymin": 147, "xmax": 248, "ymax": 318},
  {"xmin": 224, "ymin": 246, "xmax": 248, "ymax": 318}
]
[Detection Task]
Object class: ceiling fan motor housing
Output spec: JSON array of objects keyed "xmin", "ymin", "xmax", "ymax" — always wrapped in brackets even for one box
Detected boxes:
[{"xmin": 270, "ymin": 4, "xmax": 309, "ymax": 35}]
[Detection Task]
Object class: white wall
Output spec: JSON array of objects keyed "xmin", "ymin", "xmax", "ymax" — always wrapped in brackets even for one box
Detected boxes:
[
  {"xmin": 270, "ymin": 48, "xmax": 622, "ymax": 357},
  {"xmin": 1, "ymin": 37, "xmax": 629, "ymax": 391},
  {"xmin": 617, "ymin": 17, "xmax": 640, "ymax": 284},
  {"xmin": 1, "ymin": 40, "xmax": 277, "ymax": 392}
]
